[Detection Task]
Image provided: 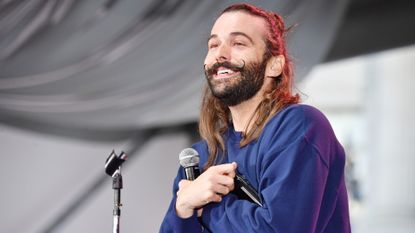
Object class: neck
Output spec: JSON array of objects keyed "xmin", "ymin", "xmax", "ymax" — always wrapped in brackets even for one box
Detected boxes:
[{"xmin": 229, "ymin": 91, "xmax": 263, "ymax": 132}]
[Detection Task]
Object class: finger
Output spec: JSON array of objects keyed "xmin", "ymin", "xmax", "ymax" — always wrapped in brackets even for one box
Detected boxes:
[
  {"xmin": 229, "ymin": 181, "xmax": 235, "ymax": 191},
  {"xmin": 231, "ymin": 161, "xmax": 237, "ymax": 168},
  {"xmin": 214, "ymin": 184, "xmax": 230, "ymax": 195},
  {"xmin": 212, "ymin": 162, "xmax": 237, "ymax": 174},
  {"xmin": 226, "ymin": 169, "xmax": 236, "ymax": 178},
  {"xmin": 207, "ymin": 193, "xmax": 222, "ymax": 203},
  {"xmin": 215, "ymin": 175, "xmax": 234, "ymax": 186},
  {"xmin": 226, "ymin": 162, "xmax": 237, "ymax": 178},
  {"xmin": 178, "ymin": 179, "xmax": 190, "ymax": 189},
  {"xmin": 212, "ymin": 194, "xmax": 223, "ymax": 203}
]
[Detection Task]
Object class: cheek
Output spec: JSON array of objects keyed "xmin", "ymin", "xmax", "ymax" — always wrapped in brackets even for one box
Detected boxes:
[
  {"xmin": 204, "ymin": 52, "xmax": 215, "ymax": 66},
  {"xmin": 204, "ymin": 52, "xmax": 236, "ymax": 66},
  {"xmin": 233, "ymin": 49, "xmax": 260, "ymax": 63},
  {"xmin": 204, "ymin": 49, "xmax": 259, "ymax": 66}
]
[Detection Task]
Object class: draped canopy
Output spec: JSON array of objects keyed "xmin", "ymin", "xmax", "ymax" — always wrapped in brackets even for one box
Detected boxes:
[{"xmin": 0, "ymin": 0, "xmax": 348, "ymax": 141}]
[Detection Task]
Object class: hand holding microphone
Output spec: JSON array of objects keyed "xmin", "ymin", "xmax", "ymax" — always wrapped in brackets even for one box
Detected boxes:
[{"xmin": 176, "ymin": 148, "xmax": 237, "ymax": 218}]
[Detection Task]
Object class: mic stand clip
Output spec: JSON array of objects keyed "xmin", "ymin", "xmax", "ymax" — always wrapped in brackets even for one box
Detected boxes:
[{"xmin": 105, "ymin": 150, "xmax": 127, "ymax": 233}]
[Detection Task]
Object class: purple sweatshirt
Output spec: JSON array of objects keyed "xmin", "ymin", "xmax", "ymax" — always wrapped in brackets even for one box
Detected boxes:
[{"xmin": 160, "ymin": 104, "xmax": 351, "ymax": 233}]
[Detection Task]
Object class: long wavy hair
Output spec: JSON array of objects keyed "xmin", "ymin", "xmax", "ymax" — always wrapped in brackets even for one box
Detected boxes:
[{"xmin": 199, "ymin": 3, "xmax": 300, "ymax": 169}]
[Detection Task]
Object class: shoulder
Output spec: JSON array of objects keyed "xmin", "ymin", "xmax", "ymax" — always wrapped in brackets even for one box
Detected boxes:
[
  {"xmin": 271, "ymin": 104, "xmax": 329, "ymax": 126},
  {"xmin": 260, "ymin": 104, "xmax": 338, "ymax": 151},
  {"xmin": 283, "ymin": 104, "xmax": 336, "ymax": 143},
  {"xmin": 263, "ymin": 104, "xmax": 332, "ymax": 138},
  {"xmin": 262, "ymin": 104, "xmax": 343, "ymax": 165}
]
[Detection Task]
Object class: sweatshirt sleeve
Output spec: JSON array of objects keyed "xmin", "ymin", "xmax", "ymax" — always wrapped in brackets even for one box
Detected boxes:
[
  {"xmin": 201, "ymin": 138, "xmax": 329, "ymax": 233},
  {"xmin": 159, "ymin": 168, "xmax": 205, "ymax": 233}
]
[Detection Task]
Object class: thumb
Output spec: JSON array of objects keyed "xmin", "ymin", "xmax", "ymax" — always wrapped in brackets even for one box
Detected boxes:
[{"xmin": 214, "ymin": 162, "xmax": 237, "ymax": 174}]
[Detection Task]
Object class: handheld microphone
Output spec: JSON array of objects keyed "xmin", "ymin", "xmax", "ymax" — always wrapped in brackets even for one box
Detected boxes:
[
  {"xmin": 178, "ymin": 148, "xmax": 262, "ymax": 206},
  {"xmin": 179, "ymin": 148, "xmax": 200, "ymax": 180}
]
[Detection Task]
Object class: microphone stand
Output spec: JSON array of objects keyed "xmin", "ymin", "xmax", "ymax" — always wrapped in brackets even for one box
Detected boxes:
[
  {"xmin": 105, "ymin": 150, "xmax": 127, "ymax": 233},
  {"xmin": 112, "ymin": 169, "xmax": 123, "ymax": 233}
]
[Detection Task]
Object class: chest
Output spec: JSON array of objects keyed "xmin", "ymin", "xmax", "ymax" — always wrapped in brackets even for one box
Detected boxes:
[{"xmin": 225, "ymin": 139, "xmax": 263, "ymax": 189}]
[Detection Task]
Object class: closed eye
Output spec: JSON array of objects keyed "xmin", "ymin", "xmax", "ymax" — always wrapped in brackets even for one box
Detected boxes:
[
  {"xmin": 233, "ymin": 42, "xmax": 246, "ymax": 46},
  {"xmin": 208, "ymin": 43, "xmax": 219, "ymax": 49}
]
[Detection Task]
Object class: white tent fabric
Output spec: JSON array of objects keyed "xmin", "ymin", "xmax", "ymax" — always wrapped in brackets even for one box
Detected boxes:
[{"xmin": 0, "ymin": 0, "xmax": 348, "ymax": 139}]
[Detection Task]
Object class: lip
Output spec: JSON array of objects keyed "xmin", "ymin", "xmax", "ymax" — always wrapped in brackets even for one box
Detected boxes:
[
  {"xmin": 213, "ymin": 66, "xmax": 240, "ymax": 79},
  {"xmin": 213, "ymin": 71, "xmax": 240, "ymax": 79}
]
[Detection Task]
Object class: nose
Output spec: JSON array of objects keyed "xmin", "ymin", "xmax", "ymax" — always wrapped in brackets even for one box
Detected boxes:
[{"xmin": 215, "ymin": 43, "xmax": 231, "ymax": 63}]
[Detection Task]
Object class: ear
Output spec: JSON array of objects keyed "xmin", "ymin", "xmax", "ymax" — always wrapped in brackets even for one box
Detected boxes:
[{"xmin": 265, "ymin": 55, "xmax": 285, "ymax": 78}]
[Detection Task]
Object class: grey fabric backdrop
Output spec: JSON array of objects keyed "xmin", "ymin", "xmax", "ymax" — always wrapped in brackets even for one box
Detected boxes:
[{"xmin": 0, "ymin": 0, "xmax": 348, "ymax": 140}]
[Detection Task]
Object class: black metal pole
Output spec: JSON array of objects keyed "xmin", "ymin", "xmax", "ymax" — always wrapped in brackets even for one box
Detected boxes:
[{"xmin": 112, "ymin": 171, "xmax": 123, "ymax": 233}]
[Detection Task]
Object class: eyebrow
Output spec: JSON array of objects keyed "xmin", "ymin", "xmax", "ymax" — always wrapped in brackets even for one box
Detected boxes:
[{"xmin": 207, "ymin": 32, "xmax": 254, "ymax": 44}]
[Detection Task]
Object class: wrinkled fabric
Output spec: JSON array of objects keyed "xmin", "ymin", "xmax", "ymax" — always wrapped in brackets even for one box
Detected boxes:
[{"xmin": 0, "ymin": 0, "xmax": 348, "ymax": 140}]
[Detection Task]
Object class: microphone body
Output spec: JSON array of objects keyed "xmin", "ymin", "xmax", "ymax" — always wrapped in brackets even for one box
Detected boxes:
[
  {"xmin": 183, "ymin": 166, "xmax": 200, "ymax": 181},
  {"xmin": 179, "ymin": 148, "xmax": 200, "ymax": 181}
]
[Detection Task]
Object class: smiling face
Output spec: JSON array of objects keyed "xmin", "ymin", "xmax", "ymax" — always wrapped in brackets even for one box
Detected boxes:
[{"xmin": 204, "ymin": 11, "xmax": 271, "ymax": 106}]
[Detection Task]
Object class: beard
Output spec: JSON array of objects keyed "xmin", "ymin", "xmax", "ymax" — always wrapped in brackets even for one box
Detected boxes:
[{"xmin": 204, "ymin": 58, "xmax": 268, "ymax": 106}]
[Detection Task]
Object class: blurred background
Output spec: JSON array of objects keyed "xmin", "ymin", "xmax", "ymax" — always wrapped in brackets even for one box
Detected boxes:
[{"xmin": 0, "ymin": 0, "xmax": 414, "ymax": 232}]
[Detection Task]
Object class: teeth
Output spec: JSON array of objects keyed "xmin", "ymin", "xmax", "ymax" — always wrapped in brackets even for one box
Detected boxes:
[{"xmin": 217, "ymin": 69, "xmax": 234, "ymax": 75}]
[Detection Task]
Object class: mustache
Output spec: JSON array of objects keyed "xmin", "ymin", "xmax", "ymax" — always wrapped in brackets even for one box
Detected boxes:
[{"xmin": 204, "ymin": 60, "xmax": 245, "ymax": 76}]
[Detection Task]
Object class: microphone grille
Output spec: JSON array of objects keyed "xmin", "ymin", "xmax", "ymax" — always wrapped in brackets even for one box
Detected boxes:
[{"xmin": 179, "ymin": 148, "xmax": 199, "ymax": 167}]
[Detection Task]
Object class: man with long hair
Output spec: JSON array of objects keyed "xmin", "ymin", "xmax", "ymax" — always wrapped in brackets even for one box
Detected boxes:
[{"xmin": 160, "ymin": 3, "xmax": 351, "ymax": 233}]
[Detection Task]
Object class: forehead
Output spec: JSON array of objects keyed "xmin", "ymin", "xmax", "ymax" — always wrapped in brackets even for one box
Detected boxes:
[{"xmin": 210, "ymin": 11, "xmax": 268, "ymax": 43}]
